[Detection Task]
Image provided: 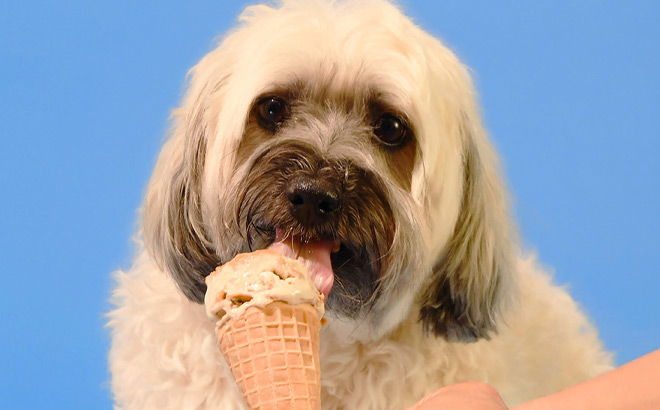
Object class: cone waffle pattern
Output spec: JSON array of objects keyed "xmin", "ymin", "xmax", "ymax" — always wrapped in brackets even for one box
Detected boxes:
[{"xmin": 218, "ymin": 301, "xmax": 321, "ymax": 410}]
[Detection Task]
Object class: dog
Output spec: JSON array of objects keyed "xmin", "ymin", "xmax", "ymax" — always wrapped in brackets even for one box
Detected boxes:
[{"xmin": 108, "ymin": 1, "xmax": 613, "ymax": 408}]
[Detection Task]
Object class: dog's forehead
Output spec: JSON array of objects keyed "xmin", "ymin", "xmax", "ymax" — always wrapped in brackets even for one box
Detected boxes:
[{"xmin": 228, "ymin": 2, "xmax": 424, "ymax": 118}]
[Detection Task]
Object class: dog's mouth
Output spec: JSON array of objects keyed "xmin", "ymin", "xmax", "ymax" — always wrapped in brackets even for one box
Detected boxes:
[
  {"xmin": 248, "ymin": 222, "xmax": 377, "ymax": 317},
  {"xmin": 268, "ymin": 228, "xmax": 340, "ymax": 296}
]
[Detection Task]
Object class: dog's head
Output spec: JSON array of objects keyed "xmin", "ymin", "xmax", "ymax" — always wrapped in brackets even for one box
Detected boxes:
[{"xmin": 143, "ymin": 0, "xmax": 515, "ymax": 342}]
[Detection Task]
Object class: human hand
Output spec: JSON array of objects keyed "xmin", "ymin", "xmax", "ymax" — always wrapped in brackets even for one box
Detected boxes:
[{"xmin": 406, "ymin": 382, "xmax": 509, "ymax": 410}]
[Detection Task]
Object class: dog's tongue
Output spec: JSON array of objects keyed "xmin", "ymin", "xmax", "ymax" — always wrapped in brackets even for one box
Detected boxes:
[{"xmin": 269, "ymin": 228, "xmax": 335, "ymax": 296}]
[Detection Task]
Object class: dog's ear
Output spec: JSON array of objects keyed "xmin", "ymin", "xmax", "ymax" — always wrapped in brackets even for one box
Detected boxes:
[
  {"xmin": 419, "ymin": 112, "xmax": 515, "ymax": 342},
  {"xmin": 142, "ymin": 70, "xmax": 225, "ymax": 304}
]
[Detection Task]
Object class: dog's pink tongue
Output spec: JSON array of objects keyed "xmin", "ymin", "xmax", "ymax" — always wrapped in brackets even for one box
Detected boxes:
[{"xmin": 269, "ymin": 229, "xmax": 335, "ymax": 296}]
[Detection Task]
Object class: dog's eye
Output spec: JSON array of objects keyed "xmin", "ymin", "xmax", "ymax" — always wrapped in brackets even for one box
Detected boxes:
[
  {"xmin": 374, "ymin": 114, "xmax": 409, "ymax": 147},
  {"xmin": 256, "ymin": 97, "xmax": 288, "ymax": 130}
]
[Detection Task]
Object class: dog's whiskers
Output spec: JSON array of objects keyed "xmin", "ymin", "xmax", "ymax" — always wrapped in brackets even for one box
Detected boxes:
[
  {"xmin": 335, "ymin": 255, "xmax": 355, "ymax": 271},
  {"xmin": 329, "ymin": 274, "xmax": 363, "ymax": 303},
  {"xmin": 348, "ymin": 297, "xmax": 377, "ymax": 339}
]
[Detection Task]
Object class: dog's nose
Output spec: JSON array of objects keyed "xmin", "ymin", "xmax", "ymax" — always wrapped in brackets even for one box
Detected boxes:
[{"xmin": 286, "ymin": 177, "xmax": 340, "ymax": 226}]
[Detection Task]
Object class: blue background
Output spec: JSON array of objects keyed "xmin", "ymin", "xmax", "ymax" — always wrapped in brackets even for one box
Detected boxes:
[{"xmin": 1, "ymin": 1, "xmax": 658, "ymax": 408}]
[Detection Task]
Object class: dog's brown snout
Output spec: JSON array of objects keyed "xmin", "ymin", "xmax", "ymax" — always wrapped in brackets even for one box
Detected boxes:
[{"xmin": 286, "ymin": 176, "xmax": 340, "ymax": 226}]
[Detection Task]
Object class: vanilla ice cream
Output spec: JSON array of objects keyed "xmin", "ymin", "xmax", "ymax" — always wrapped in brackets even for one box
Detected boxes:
[{"xmin": 204, "ymin": 248, "xmax": 325, "ymax": 330}]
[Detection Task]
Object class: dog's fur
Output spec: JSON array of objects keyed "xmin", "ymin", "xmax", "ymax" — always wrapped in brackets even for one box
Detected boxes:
[{"xmin": 108, "ymin": 1, "xmax": 613, "ymax": 408}]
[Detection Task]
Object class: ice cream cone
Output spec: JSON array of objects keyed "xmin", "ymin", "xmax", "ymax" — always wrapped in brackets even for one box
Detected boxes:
[{"xmin": 218, "ymin": 301, "xmax": 321, "ymax": 410}]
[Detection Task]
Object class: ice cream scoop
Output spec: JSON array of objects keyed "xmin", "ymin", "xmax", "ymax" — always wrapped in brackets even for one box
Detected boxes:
[{"xmin": 204, "ymin": 248, "xmax": 325, "ymax": 330}]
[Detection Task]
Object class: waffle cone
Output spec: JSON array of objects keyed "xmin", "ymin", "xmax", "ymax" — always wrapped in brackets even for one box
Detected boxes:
[{"xmin": 218, "ymin": 301, "xmax": 321, "ymax": 410}]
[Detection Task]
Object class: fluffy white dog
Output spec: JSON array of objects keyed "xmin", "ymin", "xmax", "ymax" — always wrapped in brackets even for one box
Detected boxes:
[{"xmin": 108, "ymin": 1, "xmax": 613, "ymax": 408}]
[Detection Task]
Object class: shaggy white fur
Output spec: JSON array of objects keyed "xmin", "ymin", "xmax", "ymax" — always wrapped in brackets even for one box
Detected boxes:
[
  {"xmin": 108, "ymin": 1, "xmax": 613, "ymax": 409},
  {"xmin": 109, "ymin": 248, "xmax": 611, "ymax": 409}
]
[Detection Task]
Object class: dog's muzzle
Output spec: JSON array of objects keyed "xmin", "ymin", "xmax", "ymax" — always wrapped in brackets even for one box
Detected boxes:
[{"xmin": 237, "ymin": 140, "xmax": 394, "ymax": 318}]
